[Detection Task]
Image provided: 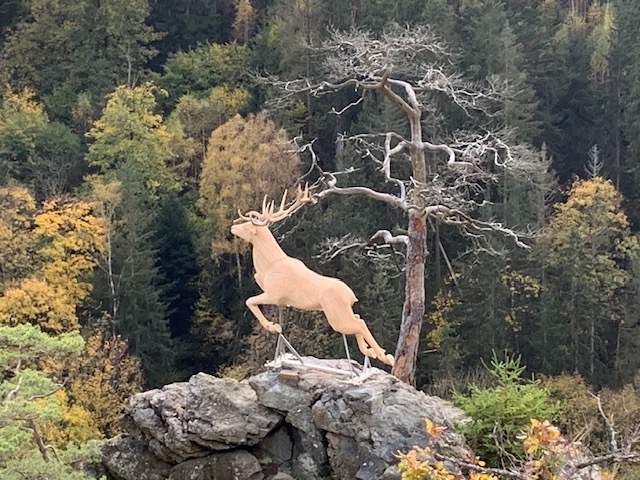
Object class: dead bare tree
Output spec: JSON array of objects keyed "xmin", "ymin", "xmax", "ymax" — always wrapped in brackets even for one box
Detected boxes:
[{"xmin": 264, "ymin": 24, "xmax": 544, "ymax": 384}]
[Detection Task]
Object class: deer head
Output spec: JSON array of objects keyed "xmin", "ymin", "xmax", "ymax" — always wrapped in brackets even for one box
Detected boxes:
[{"xmin": 230, "ymin": 185, "xmax": 311, "ymax": 242}]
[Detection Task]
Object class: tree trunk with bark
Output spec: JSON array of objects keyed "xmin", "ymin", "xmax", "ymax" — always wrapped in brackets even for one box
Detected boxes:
[{"xmin": 393, "ymin": 212, "xmax": 427, "ymax": 384}]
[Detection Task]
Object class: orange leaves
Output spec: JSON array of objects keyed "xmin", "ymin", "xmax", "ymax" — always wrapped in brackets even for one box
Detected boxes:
[
  {"xmin": 397, "ymin": 445, "xmax": 458, "ymax": 480},
  {"xmin": 0, "ymin": 185, "xmax": 136, "ymax": 456},
  {"xmin": 518, "ymin": 419, "xmax": 562, "ymax": 456},
  {"xmin": 0, "ymin": 278, "xmax": 77, "ymax": 333},
  {"xmin": 425, "ymin": 418, "xmax": 448, "ymax": 439},
  {"xmin": 63, "ymin": 331, "xmax": 143, "ymax": 436},
  {"xmin": 516, "ymin": 418, "xmax": 584, "ymax": 480},
  {"xmin": 34, "ymin": 198, "xmax": 104, "ymax": 304},
  {"xmin": 0, "ymin": 186, "xmax": 39, "ymax": 284},
  {"xmin": 39, "ymin": 390, "xmax": 101, "ymax": 447},
  {"xmin": 413, "ymin": 419, "xmax": 497, "ymax": 479},
  {"xmin": 397, "ymin": 419, "xmax": 457, "ymax": 480},
  {"xmin": 397, "ymin": 448, "xmax": 432, "ymax": 480},
  {"xmin": 398, "ymin": 417, "xmax": 587, "ymax": 480}
]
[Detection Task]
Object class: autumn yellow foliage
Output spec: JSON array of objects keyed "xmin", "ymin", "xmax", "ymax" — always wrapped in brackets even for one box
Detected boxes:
[
  {"xmin": 64, "ymin": 331, "xmax": 144, "ymax": 436},
  {"xmin": 40, "ymin": 391, "xmax": 101, "ymax": 447},
  {"xmin": 0, "ymin": 194, "xmax": 104, "ymax": 333},
  {"xmin": 0, "ymin": 277, "xmax": 77, "ymax": 332},
  {"xmin": 198, "ymin": 111, "xmax": 301, "ymax": 257},
  {"xmin": 0, "ymin": 185, "xmax": 38, "ymax": 286},
  {"xmin": 397, "ymin": 417, "xmax": 587, "ymax": 480},
  {"xmin": 35, "ymin": 198, "xmax": 104, "ymax": 299}
]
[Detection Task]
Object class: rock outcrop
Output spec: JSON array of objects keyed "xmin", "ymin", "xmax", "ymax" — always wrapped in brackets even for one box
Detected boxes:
[
  {"xmin": 102, "ymin": 359, "xmax": 467, "ymax": 480},
  {"xmin": 101, "ymin": 358, "xmax": 602, "ymax": 480}
]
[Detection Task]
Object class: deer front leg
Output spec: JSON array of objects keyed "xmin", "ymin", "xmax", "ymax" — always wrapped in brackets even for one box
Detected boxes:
[{"xmin": 246, "ymin": 293, "xmax": 282, "ymax": 333}]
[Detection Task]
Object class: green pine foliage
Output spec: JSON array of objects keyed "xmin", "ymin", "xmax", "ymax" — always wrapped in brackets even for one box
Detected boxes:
[
  {"xmin": 157, "ymin": 42, "xmax": 249, "ymax": 111},
  {"xmin": 110, "ymin": 168, "xmax": 176, "ymax": 387},
  {"xmin": 0, "ymin": 442, "xmax": 105, "ymax": 480},
  {"xmin": 148, "ymin": 0, "xmax": 235, "ymax": 60},
  {"xmin": 0, "ymin": 324, "xmax": 85, "ymax": 466},
  {"xmin": 453, "ymin": 353, "xmax": 560, "ymax": 468},
  {"xmin": 0, "ymin": 88, "xmax": 83, "ymax": 197}
]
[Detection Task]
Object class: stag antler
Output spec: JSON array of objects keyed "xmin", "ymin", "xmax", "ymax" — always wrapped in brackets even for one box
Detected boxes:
[{"xmin": 235, "ymin": 184, "xmax": 311, "ymax": 226}]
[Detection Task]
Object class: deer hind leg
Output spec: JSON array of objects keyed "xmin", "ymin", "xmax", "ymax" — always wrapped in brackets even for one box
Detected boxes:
[
  {"xmin": 352, "ymin": 319, "xmax": 395, "ymax": 367},
  {"xmin": 322, "ymin": 301, "xmax": 394, "ymax": 367},
  {"xmin": 354, "ymin": 334, "xmax": 376, "ymax": 358},
  {"xmin": 246, "ymin": 293, "xmax": 282, "ymax": 333}
]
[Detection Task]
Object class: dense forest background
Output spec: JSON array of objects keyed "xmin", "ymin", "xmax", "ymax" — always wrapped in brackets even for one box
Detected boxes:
[{"xmin": 2, "ymin": 0, "xmax": 640, "ymax": 476}]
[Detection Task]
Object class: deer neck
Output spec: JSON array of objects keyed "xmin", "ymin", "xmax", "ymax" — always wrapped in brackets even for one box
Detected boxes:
[{"xmin": 251, "ymin": 226, "xmax": 288, "ymax": 272}]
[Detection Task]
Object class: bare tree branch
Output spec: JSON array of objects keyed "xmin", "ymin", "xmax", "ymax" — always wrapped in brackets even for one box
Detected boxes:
[
  {"xmin": 27, "ymin": 383, "xmax": 64, "ymax": 402},
  {"xmin": 313, "ymin": 233, "xmax": 406, "ymax": 274},
  {"xmin": 315, "ymin": 172, "xmax": 406, "ymax": 208},
  {"xmin": 299, "ymin": 136, "xmax": 405, "ymax": 207},
  {"xmin": 554, "ymin": 393, "xmax": 640, "ymax": 478},
  {"xmin": 4, "ymin": 375, "xmax": 23, "ymax": 404},
  {"xmin": 330, "ymin": 96, "xmax": 364, "ymax": 115},
  {"xmin": 313, "ymin": 234, "xmax": 368, "ymax": 262},
  {"xmin": 369, "ymin": 229, "xmax": 409, "ymax": 246}
]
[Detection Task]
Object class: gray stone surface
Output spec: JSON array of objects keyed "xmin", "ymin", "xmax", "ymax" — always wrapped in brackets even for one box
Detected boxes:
[
  {"xmin": 101, "ymin": 434, "xmax": 172, "ymax": 480},
  {"xmin": 103, "ymin": 360, "xmax": 597, "ymax": 480},
  {"xmin": 103, "ymin": 365, "xmax": 467, "ymax": 480},
  {"xmin": 558, "ymin": 448, "xmax": 603, "ymax": 480},
  {"xmin": 125, "ymin": 373, "xmax": 284, "ymax": 463},
  {"xmin": 168, "ymin": 450, "xmax": 264, "ymax": 480},
  {"xmin": 310, "ymin": 371, "xmax": 468, "ymax": 475},
  {"xmin": 271, "ymin": 473, "xmax": 296, "ymax": 480},
  {"xmin": 251, "ymin": 426, "xmax": 293, "ymax": 465}
]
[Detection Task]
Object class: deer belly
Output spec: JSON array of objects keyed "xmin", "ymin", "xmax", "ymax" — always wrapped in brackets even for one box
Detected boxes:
[{"xmin": 262, "ymin": 270, "xmax": 323, "ymax": 311}]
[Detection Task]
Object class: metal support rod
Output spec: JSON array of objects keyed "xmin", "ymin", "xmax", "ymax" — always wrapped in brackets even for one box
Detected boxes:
[
  {"xmin": 268, "ymin": 307, "xmax": 371, "ymax": 378},
  {"xmin": 342, "ymin": 334, "xmax": 351, "ymax": 363},
  {"xmin": 342, "ymin": 334, "xmax": 359, "ymax": 377},
  {"xmin": 278, "ymin": 333, "xmax": 305, "ymax": 363}
]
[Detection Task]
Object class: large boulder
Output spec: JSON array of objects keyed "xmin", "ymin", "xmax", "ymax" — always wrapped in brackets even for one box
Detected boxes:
[
  {"xmin": 125, "ymin": 373, "xmax": 284, "ymax": 463},
  {"xmin": 101, "ymin": 358, "xmax": 600, "ymax": 480},
  {"xmin": 102, "ymin": 360, "xmax": 467, "ymax": 480},
  {"xmin": 248, "ymin": 365, "xmax": 467, "ymax": 479}
]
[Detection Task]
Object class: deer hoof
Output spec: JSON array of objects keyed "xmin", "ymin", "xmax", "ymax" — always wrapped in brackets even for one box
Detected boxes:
[
  {"xmin": 382, "ymin": 354, "xmax": 395, "ymax": 367},
  {"xmin": 267, "ymin": 323, "xmax": 282, "ymax": 334}
]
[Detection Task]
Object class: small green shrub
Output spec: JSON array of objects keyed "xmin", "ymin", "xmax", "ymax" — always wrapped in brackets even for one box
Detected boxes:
[
  {"xmin": 452, "ymin": 353, "xmax": 560, "ymax": 468},
  {"xmin": 540, "ymin": 373, "xmax": 597, "ymax": 446}
]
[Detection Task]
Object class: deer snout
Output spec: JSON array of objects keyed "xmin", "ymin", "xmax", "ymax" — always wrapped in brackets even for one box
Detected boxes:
[{"xmin": 231, "ymin": 222, "xmax": 256, "ymax": 242}]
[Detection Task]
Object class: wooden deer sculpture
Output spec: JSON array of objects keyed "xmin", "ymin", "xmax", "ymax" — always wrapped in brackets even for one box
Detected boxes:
[{"xmin": 230, "ymin": 186, "xmax": 395, "ymax": 367}]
